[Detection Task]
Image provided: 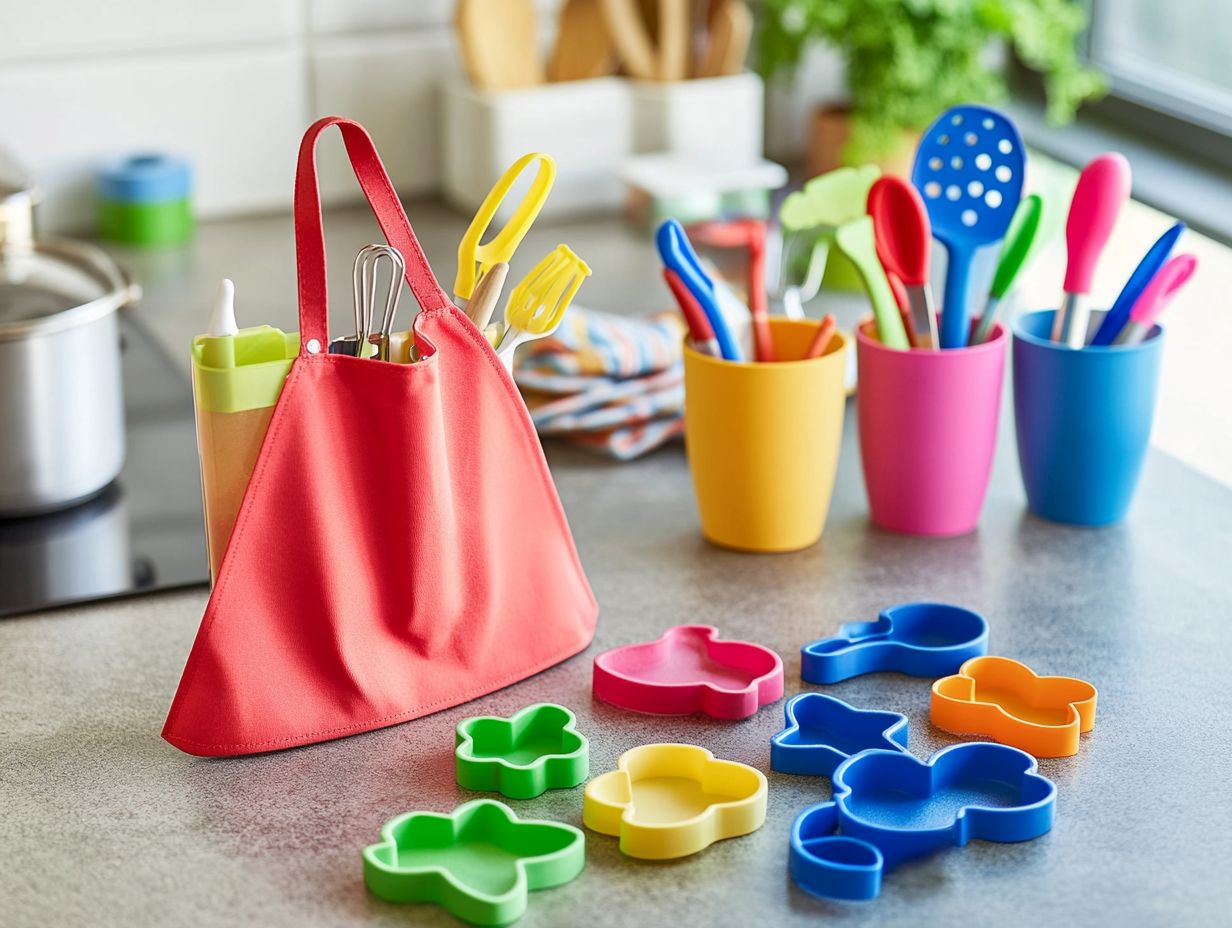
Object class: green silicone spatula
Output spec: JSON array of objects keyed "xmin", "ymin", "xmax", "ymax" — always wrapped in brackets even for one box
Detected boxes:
[
  {"xmin": 971, "ymin": 194, "xmax": 1043, "ymax": 344},
  {"xmin": 834, "ymin": 216, "xmax": 910, "ymax": 349},
  {"xmin": 780, "ymin": 165, "xmax": 883, "ymax": 235}
]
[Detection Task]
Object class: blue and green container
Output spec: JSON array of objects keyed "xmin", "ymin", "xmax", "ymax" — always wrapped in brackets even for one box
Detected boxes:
[{"xmin": 98, "ymin": 154, "xmax": 193, "ymax": 247}]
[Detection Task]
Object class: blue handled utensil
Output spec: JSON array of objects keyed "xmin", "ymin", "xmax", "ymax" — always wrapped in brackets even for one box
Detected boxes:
[
  {"xmin": 1089, "ymin": 221, "xmax": 1184, "ymax": 346},
  {"xmin": 655, "ymin": 218, "xmax": 741, "ymax": 361},
  {"xmin": 912, "ymin": 105, "xmax": 1025, "ymax": 349}
]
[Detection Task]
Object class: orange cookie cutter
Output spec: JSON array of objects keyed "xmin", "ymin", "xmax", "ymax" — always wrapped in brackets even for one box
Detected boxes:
[{"xmin": 931, "ymin": 656, "xmax": 1097, "ymax": 757}]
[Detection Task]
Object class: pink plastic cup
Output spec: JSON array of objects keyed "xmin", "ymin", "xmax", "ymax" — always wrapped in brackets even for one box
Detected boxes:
[{"xmin": 856, "ymin": 319, "xmax": 1007, "ymax": 536}]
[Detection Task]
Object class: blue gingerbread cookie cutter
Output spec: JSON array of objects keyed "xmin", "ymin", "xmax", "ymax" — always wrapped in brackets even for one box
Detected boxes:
[
  {"xmin": 771, "ymin": 694, "xmax": 909, "ymax": 777},
  {"xmin": 789, "ymin": 742, "xmax": 1056, "ymax": 901},
  {"xmin": 801, "ymin": 602, "xmax": 988, "ymax": 684}
]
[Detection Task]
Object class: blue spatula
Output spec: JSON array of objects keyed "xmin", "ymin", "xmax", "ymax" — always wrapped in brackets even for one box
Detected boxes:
[
  {"xmin": 912, "ymin": 106, "xmax": 1025, "ymax": 349},
  {"xmin": 1088, "ymin": 221, "xmax": 1184, "ymax": 346}
]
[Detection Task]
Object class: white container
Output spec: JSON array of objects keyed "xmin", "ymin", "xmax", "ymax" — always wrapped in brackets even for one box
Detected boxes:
[
  {"xmin": 441, "ymin": 77, "xmax": 632, "ymax": 219},
  {"xmin": 630, "ymin": 72, "xmax": 764, "ymax": 165}
]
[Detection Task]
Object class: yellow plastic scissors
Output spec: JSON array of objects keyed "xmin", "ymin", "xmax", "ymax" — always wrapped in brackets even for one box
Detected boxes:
[{"xmin": 454, "ymin": 152, "xmax": 557, "ymax": 308}]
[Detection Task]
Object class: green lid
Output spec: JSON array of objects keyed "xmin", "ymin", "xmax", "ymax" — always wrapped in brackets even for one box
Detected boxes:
[
  {"xmin": 192, "ymin": 326, "xmax": 299, "ymax": 413},
  {"xmin": 99, "ymin": 197, "xmax": 193, "ymax": 247}
]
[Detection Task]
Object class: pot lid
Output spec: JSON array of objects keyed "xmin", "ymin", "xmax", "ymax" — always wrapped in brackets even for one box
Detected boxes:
[
  {"xmin": 0, "ymin": 240, "xmax": 137, "ymax": 339},
  {"xmin": 0, "ymin": 147, "xmax": 138, "ymax": 339},
  {"xmin": 1, "ymin": 246, "xmax": 111, "ymax": 321}
]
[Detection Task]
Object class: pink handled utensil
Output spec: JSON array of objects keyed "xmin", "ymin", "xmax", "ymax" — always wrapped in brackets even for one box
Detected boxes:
[
  {"xmin": 869, "ymin": 176, "xmax": 939, "ymax": 349},
  {"xmin": 1113, "ymin": 253, "xmax": 1196, "ymax": 345},
  {"xmin": 1054, "ymin": 153, "xmax": 1132, "ymax": 348}
]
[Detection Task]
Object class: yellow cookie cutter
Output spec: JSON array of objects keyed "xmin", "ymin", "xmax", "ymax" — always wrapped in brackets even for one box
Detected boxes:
[
  {"xmin": 931, "ymin": 656, "xmax": 1097, "ymax": 758},
  {"xmin": 583, "ymin": 744, "xmax": 767, "ymax": 860}
]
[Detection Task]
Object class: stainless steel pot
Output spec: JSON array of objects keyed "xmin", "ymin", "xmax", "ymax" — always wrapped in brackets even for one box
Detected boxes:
[{"xmin": 0, "ymin": 151, "xmax": 141, "ymax": 516}]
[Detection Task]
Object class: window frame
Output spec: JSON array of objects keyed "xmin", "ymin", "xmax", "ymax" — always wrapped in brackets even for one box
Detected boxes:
[{"xmin": 1079, "ymin": 0, "xmax": 1232, "ymax": 166}]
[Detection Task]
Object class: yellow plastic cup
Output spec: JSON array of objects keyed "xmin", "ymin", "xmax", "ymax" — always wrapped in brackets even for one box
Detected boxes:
[{"xmin": 683, "ymin": 318, "xmax": 847, "ymax": 552}]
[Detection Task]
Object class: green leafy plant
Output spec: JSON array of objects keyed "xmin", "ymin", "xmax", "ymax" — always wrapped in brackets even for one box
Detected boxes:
[{"xmin": 758, "ymin": 0, "xmax": 1106, "ymax": 163}]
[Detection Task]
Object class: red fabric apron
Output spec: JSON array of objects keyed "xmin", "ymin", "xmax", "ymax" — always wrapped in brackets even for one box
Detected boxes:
[{"xmin": 163, "ymin": 117, "xmax": 597, "ymax": 756}]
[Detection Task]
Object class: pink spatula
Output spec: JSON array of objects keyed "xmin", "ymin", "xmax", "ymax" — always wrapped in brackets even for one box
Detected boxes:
[
  {"xmin": 1113, "ymin": 253, "xmax": 1197, "ymax": 345},
  {"xmin": 1054, "ymin": 153, "xmax": 1132, "ymax": 347}
]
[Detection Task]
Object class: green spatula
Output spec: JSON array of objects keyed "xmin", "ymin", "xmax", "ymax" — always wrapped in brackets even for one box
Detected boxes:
[
  {"xmin": 971, "ymin": 194, "xmax": 1043, "ymax": 345},
  {"xmin": 834, "ymin": 216, "xmax": 910, "ymax": 350}
]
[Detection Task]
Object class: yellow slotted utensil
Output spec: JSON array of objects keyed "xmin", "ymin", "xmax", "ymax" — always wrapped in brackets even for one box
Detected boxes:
[
  {"xmin": 496, "ymin": 245, "xmax": 592, "ymax": 373},
  {"xmin": 454, "ymin": 152, "xmax": 556, "ymax": 306}
]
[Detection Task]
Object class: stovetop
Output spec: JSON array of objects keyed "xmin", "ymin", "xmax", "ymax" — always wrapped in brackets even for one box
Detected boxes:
[{"xmin": 0, "ymin": 311, "xmax": 209, "ymax": 616}]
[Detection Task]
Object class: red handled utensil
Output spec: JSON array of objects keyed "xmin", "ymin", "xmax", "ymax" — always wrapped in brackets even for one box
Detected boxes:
[
  {"xmin": 803, "ymin": 313, "xmax": 837, "ymax": 360},
  {"xmin": 663, "ymin": 268, "xmax": 721, "ymax": 357},
  {"xmin": 689, "ymin": 218, "xmax": 775, "ymax": 362},
  {"xmin": 869, "ymin": 176, "xmax": 938, "ymax": 349},
  {"xmin": 887, "ymin": 270, "xmax": 913, "ymax": 345}
]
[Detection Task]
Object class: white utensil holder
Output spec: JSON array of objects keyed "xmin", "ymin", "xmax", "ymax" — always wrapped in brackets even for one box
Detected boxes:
[
  {"xmin": 441, "ymin": 78, "xmax": 633, "ymax": 219},
  {"xmin": 630, "ymin": 72, "xmax": 764, "ymax": 164}
]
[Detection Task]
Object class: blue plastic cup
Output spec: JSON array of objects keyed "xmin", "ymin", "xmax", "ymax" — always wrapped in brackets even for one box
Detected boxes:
[{"xmin": 1012, "ymin": 309, "xmax": 1163, "ymax": 525}]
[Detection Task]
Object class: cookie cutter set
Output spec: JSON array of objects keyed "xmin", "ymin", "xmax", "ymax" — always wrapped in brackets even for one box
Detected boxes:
[{"xmin": 361, "ymin": 602, "xmax": 1097, "ymax": 922}]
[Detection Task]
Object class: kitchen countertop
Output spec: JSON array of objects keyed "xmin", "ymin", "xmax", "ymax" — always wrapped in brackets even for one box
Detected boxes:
[{"xmin": 3, "ymin": 203, "xmax": 1230, "ymax": 928}]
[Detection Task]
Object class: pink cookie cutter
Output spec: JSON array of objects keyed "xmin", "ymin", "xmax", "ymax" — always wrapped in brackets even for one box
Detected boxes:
[{"xmin": 592, "ymin": 625, "xmax": 784, "ymax": 719}]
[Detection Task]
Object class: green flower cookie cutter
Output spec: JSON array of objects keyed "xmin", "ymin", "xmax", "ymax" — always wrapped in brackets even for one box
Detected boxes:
[
  {"xmin": 455, "ymin": 703, "xmax": 589, "ymax": 799},
  {"xmin": 363, "ymin": 799, "xmax": 585, "ymax": 927}
]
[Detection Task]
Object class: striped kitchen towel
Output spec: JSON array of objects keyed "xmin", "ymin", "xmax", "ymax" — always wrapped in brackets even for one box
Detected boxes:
[{"xmin": 513, "ymin": 306, "xmax": 687, "ymax": 460}]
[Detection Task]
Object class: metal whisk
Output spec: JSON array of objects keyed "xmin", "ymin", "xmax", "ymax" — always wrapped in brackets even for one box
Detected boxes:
[{"xmin": 329, "ymin": 244, "xmax": 405, "ymax": 360}]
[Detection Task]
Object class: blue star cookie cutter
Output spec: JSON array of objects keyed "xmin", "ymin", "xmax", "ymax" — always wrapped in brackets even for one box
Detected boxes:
[
  {"xmin": 771, "ymin": 693, "xmax": 909, "ymax": 777},
  {"xmin": 455, "ymin": 703, "xmax": 588, "ymax": 799},
  {"xmin": 789, "ymin": 742, "xmax": 1055, "ymax": 901},
  {"xmin": 801, "ymin": 602, "xmax": 988, "ymax": 684},
  {"xmin": 363, "ymin": 798, "xmax": 585, "ymax": 926}
]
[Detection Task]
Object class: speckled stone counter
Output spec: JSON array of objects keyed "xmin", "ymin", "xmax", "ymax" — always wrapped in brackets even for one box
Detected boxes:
[{"xmin": 2, "ymin": 207, "xmax": 1229, "ymax": 928}]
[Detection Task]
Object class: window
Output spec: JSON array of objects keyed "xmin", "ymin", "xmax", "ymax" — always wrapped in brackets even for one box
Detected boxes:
[{"xmin": 1085, "ymin": 0, "xmax": 1232, "ymax": 156}]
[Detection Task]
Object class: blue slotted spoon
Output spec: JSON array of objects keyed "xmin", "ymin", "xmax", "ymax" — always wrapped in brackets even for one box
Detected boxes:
[{"xmin": 912, "ymin": 105, "xmax": 1025, "ymax": 349}]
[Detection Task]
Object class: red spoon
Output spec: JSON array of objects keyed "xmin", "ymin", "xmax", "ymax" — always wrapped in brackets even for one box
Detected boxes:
[
  {"xmin": 868, "ymin": 177, "xmax": 939, "ymax": 349},
  {"xmin": 689, "ymin": 219, "xmax": 775, "ymax": 362}
]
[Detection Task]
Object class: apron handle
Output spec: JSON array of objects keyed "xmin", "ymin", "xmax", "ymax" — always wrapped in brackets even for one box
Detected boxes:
[{"xmin": 294, "ymin": 116, "xmax": 452, "ymax": 353}]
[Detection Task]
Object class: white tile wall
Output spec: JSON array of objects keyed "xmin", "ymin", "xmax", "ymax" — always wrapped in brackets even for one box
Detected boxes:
[
  {"xmin": 0, "ymin": 49, "xmax": 308, "ymax": 231},
  {"xmin": 764, "ymin": 44, "xmax": 846, "ymax": 162},
  {"xmin": 0, "ymin": 0, "xmax": 496, "ymax": 232},
  {"xmin": 307, "ymin": 0, "xmax": 455, "ymax": 33},
  {"xmin": 310, "ymin": 30, "xmax": 460, "ymax": 203},
  {"xmin": 0, "ymin": 0, "xmax": 302, "ymax": 61},
  {"xmin": 307, "ymin": 0, "xmax": 558, "ymax": 33},
  {"xmin": 0, "ymin": 0, "xmax": 791, "ymax": 233}
]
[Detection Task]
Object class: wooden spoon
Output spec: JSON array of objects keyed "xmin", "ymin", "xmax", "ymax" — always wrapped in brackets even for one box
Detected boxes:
[
  {"xmin": 658, "ymin": 0, "xmax": 690, "ymax": 82},
  {"xmin": 456, "ymin": 0, "xmax": 544, "ymax": 90},
  {"xmin": 696, "ymin": 0, "xmax": 751, "ymax": 78},
  {"xmin": 601, "ymin": 0, "xmax": 658, "ymax": 79},
  {"xmin": 549, "ymin": 0, "xmax": 618, "ymax": 82}
]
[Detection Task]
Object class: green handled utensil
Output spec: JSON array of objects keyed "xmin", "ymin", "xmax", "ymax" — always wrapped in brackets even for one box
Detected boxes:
[
  {"xmin": 972, "ymin": 194, "xmax": 1043, "ymax": 345},
  {"xmin": 834, "ymin": 216, "xmax": 910, "ymax": 350}
]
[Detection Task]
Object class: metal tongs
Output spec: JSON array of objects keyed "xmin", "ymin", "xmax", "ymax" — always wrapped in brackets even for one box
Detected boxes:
[{"xmin": 329, "ymin": 244, "xmax": 405, "ymax": 360}]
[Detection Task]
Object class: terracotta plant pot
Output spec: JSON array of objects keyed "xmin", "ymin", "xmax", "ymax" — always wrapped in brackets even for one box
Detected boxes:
[{"xmin": 806, "ymin": 105, "xmax": 919, "ymax": 179}]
